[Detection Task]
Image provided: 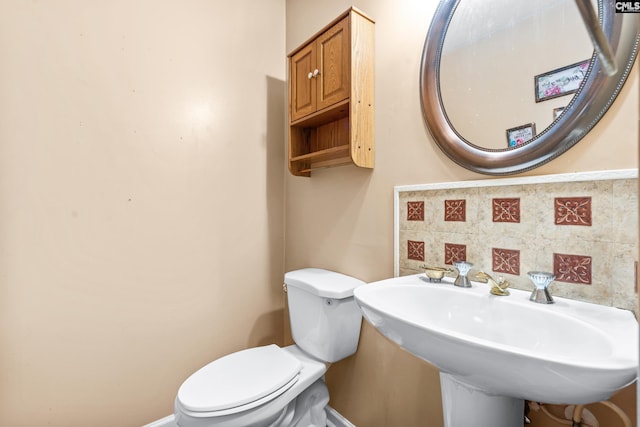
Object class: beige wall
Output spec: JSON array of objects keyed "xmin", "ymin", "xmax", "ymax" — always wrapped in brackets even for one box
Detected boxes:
[
  {"xmin": 285, "ymin": 0, "xmax": 638, "ymax": 426},
  {"xmin": 0, "ymin": 1, "xmax": 285, "ymax": 426}
]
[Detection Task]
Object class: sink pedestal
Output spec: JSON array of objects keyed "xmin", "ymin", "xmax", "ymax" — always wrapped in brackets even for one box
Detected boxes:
[{"xmin": 440, "ymin": 373, "xmax": 523, "ymax": 427}]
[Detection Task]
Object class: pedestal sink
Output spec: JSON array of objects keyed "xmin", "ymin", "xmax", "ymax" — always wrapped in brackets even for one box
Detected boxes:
[{"xmin": 353, "ymin": 274, "xmax": 638, "ymax": 427}]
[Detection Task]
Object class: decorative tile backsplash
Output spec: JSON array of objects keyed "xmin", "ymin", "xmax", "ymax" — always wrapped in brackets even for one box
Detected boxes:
[
  {"xmin": 444, "ymin": 199, "xmax": 466, "ymax": 222},
  {"xmin": 554, "ymin": 197, "xmax": 592, "ymax": 226},
  {"xmin": 395, "ymin": 170, "xmax": 638, "ymax": 311},
  {"xmin": 492, "ymin": 198, "xmax": 520, "ymax": 223}
]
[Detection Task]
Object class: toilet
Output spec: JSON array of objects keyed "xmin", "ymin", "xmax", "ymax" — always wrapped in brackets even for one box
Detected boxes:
[{"xmin": 174, "ymin": 268, "xmax": 365, "ymax": 427}]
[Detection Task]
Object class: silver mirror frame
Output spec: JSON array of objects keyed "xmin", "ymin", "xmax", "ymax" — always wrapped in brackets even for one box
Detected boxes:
[{"xmin": 420, "ymin": 0, "xmax": 639, "ymax": 175}]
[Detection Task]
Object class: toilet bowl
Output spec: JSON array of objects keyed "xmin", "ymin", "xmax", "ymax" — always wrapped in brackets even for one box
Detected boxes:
[{"xmin": 174, "ymin": 268, "xmax": 364, "ymax": 427}]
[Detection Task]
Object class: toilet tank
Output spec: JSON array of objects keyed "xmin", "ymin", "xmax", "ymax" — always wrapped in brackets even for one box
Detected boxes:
[{"xmin": 284, "ymin": 268, "xmax": 365, "ymax": 363}]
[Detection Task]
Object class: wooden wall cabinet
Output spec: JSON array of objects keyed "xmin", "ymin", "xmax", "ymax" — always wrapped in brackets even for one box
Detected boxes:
[{"xmin": 288, "ymin": 7, "xmax": 374, "ymax": 177}]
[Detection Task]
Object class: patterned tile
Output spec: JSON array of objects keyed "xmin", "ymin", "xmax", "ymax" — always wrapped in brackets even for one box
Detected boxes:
[
  {"xmin": 407, "ymin": 201, "xmax": 424, "ymax": 221},
  {"xmin": 396, "ymin": 176, "xmax": 637, "ymax": 311},
  {"xmin": 407, "ymin": 240, "xmax": 425, "ymax": 261},
  {"xmin": 444, "ymin": 199, "xmax": 466, "ymax": 222},
  {"xmin": 492, "ymin": 248, "xmax": 520, "ymax": 275},
  {"xmin": 554, "ymin": 197, "xmax": 592, "ymax": 226},
  {"xmin": 444, "ymin": 243, "xmax": 466, "ymax": 265},
  {"xmin": 492, "ymin": 198, "xmax": 520, "ymax": 223},
  {"xmin": 553, "ymin": 253, "xmax": 592, "ymax": 284}
]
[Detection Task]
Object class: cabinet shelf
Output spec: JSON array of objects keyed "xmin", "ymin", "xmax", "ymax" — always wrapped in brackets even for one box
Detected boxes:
[
  {"xmin": 287, "ymin": 7, "xmax": 374, "ymax": 177},
  {"xmin": 290, "ymin": 145, "xmax": 352, "ymax": 174},
  {"xmin": 290, "ymin": 144, "xmax": 350, "ymax": 163},
  {"xmin": 290, "ymin": 99, "xmax": 350, "ymax": 128}
]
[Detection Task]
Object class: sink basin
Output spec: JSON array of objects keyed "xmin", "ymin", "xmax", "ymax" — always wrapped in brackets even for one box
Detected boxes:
[{"xmin": 354, "ymin": 274, "xmax": 638, "ymax": 427}]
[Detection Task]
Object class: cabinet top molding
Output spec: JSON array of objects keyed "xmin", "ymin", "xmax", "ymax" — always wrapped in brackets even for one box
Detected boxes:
[{"xmin": 287, "ymin": 6, "xmax": 375, "ymax": 58}]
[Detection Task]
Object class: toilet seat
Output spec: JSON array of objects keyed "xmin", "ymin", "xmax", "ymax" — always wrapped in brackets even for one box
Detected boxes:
[{"xmin": 177, "ymin": 344, "xmax": 302, "ymax": 416}]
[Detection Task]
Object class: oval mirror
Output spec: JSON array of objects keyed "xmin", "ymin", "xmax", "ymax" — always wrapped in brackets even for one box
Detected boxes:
[{"xmin": 420, "ymin": 0, "xmax": 639, "ymax": 175}]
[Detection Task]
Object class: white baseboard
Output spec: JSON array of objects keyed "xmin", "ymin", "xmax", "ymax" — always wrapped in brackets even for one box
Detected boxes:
[
  {"xmin": 326, "ymin": 405, "xmax": 357, "ymax": 427},
  {"xmin": 141, "ymin": 414, "xmax": 177, "ymax": 427},
  {"xmin": 142, "ymin": 406, "xmax": 355, "ymax": 427}
]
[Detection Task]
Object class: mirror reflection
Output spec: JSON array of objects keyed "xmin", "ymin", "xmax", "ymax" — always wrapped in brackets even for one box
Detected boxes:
[{"xmin": 440, "ymin": 0, "xmax": 596, "ymax": 149}]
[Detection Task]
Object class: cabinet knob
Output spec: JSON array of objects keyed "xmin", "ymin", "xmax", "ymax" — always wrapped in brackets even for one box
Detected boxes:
[
  {"xmin": 313, "ymin": 69, "xmax": 320, "ymax": 77},
  {"xmin": 308, "ymin": 72, "xmax": 313, "ymax": 79}
]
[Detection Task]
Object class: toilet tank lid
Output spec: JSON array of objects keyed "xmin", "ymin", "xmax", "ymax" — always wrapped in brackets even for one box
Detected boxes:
[{"xmin": 284, "ymin": 268, "xmax": 365, "ymax": 299}]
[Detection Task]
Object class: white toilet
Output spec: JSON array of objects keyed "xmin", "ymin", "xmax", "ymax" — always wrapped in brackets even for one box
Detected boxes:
[{"xmin": 174, "ymin": 268, "xmax": 365, "ymax": 427}]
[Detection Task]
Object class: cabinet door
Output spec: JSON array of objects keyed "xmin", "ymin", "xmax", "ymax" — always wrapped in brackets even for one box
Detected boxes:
[
  {"xmin": 290, "ymin": 43, "xmax": 316, "ymax": 122},
  {"xmin": 316, "ymin": 17, "xmax": 350, "ymax": 111}
]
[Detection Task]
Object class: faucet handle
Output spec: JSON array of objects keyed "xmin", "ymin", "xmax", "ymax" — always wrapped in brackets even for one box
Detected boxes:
[
  {"xmin": 453, "ymin": 261, "xmax": 473, "ymax": 288},
  {"xmin": 527, "ymin": 271, "xmax": 555, "ymax": 304}
]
